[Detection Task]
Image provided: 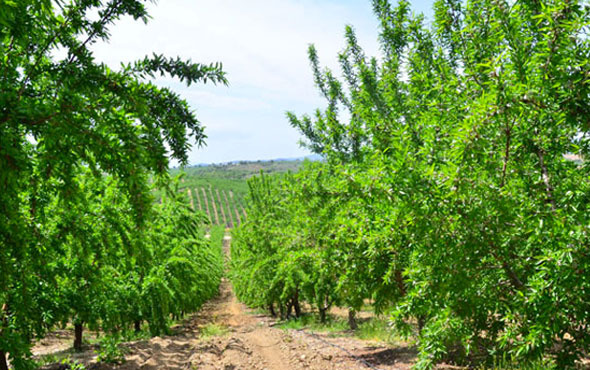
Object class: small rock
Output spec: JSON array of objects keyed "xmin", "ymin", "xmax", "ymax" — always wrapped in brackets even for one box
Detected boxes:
[{"xmin": 300, "ymin": 354, "xmax": 307, "ymax": 361}]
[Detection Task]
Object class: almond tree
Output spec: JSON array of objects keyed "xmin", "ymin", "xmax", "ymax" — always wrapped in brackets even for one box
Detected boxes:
[
  {"xmin": 0, "ymin": 0, "xmax": 226, "ymax": 367},
  {"xmin": 286, "ymin": 0, "xmax": 590, "ymax": 367}
]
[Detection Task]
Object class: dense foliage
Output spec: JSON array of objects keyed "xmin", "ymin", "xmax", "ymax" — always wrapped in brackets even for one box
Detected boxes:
[
  {"xmin": 0, "ymin": 0, "xmax": 225, "ymax": 368},
  {"xmin": 52, "ymin": 173, "xmax": 223, "ymax": 341},
  {"xmin": 231, "ymin": 0, "xmax": 590, "ymax": 368}
]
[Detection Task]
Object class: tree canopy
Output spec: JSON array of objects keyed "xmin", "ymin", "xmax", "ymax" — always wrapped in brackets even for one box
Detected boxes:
[
  {"xmin": 0, "ymin": 0, "xmax": 226, "ymax": 368},
  {"xmin": 232, "ymin": 0, "xmax": 590, "ymax": 368}
]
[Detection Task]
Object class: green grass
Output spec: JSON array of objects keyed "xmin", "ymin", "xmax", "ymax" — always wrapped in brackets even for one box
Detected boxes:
[
  {"xmin": 208, "ymin": 224, "xmax": 226, "ymax": 268},
  {"xmin": 277, "ymin": 314, "xmax": 349, "ymax": 336},
  {"xmin": 35, "ymin": 350, "xmax": 86, "ymax": 369},
  {"xmin": 36, "ymin": 354, "xmax": 61, "ymax": 367},
  {"xmin": 276, "ymin": 313, "xmax": 409, "ymax": 346},
  {"xmin": 199, "ymin": 323, "xmax": 229, "ymax": 339},
  {"xmin": 356, "ymin": 318, "xmax": 405, "ymax": 345},
  {"xmin": 478, "ymin": 357, "xmax": 558, "ymax": 370},
  {"xmin": 121, "ymin": 328, "xmax": 152, "ymax": 342}
]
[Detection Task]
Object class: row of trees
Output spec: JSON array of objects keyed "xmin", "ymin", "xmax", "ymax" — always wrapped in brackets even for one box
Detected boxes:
[
  {"xmin": 186, "ymin": 186, "xmax": 246, "ymax": 227},
  {"xmin": 1, "ymin": 0, "xmax": 225, "ymax": 368},
  {"xmin": 231, "ymin": 0, "xmax": 590, "ymax": 368},
  {"xmin": 47, "ymin": 173, "xmax": 222, "ymax": 350}
]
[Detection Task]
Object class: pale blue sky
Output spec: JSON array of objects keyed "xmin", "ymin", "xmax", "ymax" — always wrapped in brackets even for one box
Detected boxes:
[{"xmin": 92, "ymin": 0, "xmax": 434, "ymax": 165}]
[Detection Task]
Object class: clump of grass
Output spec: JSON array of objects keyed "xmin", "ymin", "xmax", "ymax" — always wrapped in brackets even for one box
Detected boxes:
[
  {"xmin": 356, "ymin": 318, "xmax": 389, "ymax": 341},
  {"xmin": 121, "ymin": 328, "xmax": 151, "ymax": 342},
  {"xmin": 200, "ymin": 323, "xmax": 228, "ymax": 339},
  {"xmin": 95, "ymin": 334, "xmax": 128, "ymax": 364},
  {"xmin": 277, "ymin": 314, "xmax": 348, "ymax": 334},
  {"xmin": 249, "ymin": 307, "xmax": 269, "ymax": 316},
  {"xmin": 36, "ymin": 354, "xmax": 60, "ymax": 367},
  {"xmin": 37, "ymin": 356, "xmax": 86, "ymax": 369},
  {"xmin": 356, "ymin": 318, "xmax": 405, "ymax": 345},
  {"xmin": 278, "ymin": 314, "xmax": 408, "ymax": 345},
  {"xmin": 60, "ymin": 358, "xmax": 87, "ymax": 370},
  {"xmin": 479, "ymin": 355, "xmax": 557, "ymax": 370}
]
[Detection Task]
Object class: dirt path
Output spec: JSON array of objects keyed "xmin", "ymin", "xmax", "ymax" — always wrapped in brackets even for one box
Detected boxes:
[
  {"xmin": 112, "ymin": 279, "xmax": 409, "ymax": 370},
  {"xmin": 39, "ymin": 234, "xmax": 416, "ymax": 370}
]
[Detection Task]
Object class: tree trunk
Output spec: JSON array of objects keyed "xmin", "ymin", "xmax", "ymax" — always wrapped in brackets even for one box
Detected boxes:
[
  {"xmin": 74, "ymin": 323, "xmax": 83, "ymax": 351},
  {"xmin": 293, "ymin": 291, "xmax": 301, "ymax": 318},
  {"xmin": 319, "ymin": 308, "xmax": 327, "ymax": 323},
  {"xmin": 535, "ymin": 147, "xmax": 557, "ymax": 211},
  {"xmin": 0, "ymin": 304, "xmax": 9, "ymax": 370},
  {"xmin": 417, "ymin": 315, "xmax": 426, "ymax": 334},
  {"xmin": 0, "ymin": 350, "xmax": 8, "ymax": 370},
  {"xmin": 395, "ymin": 269, "xmax": 406, "ymax": 297},
  {"xmin": 348, "ymin": 309, "xmax": 358, "ymax": 330},
  {"xmin": 134, "ymin": 320, "xmax": 141, "ymax": 333},
  {"xmin": 269, "ymin": 303, "xmax": 276, "ymax": 317}
]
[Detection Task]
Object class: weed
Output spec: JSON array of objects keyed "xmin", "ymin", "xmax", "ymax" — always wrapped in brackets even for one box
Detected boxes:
[
  {"xmin": 61, "ymin": 358, "xmax": 86, "ymax": 370},
  {"xmin": 200, "ymin": 323, "xmax": 229, "ymax": 339},
  {"xmin": 95, "ymin": 334, "xmax": 127, "ymax": 364},
  {"xmin": 277, "ymin": 314, "xmax": 348, "ymax": 334},
  {"xmin": 356, "ymin": 318, "xmax": 404, "ymax": 345}
]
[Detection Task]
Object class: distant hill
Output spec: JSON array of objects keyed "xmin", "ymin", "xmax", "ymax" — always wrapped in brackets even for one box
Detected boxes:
[
  {"xmin": 170, "ymin": 158, "xmax": 311, "ymax": 228},
  {"xmin": 266, "ymin": 154, "xmax": 323, "ymax": 162},
  {"xmin": 179, "ymin": 159, "xmax": 303, "ymax": 179},
  {"xmin": 183, "ymin": 154, "xmax": 323, "ymax": 169}
]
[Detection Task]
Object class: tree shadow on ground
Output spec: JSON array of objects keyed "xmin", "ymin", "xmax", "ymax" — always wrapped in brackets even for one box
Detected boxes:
[{"xmin": 356, "ymin": 345, "xmax": 417, "ymax": 367}]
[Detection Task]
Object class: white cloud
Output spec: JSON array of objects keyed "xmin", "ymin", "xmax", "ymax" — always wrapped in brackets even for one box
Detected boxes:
[
  {"xmin": 180, "ymin": 90, "xmax": 273, "ymax": 112},
  {"xmin": 90, "ymin": 0, "xmax": 381, "ymax": 164}
]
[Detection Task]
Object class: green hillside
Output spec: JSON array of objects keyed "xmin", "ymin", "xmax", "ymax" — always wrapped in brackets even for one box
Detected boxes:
[{"xmin": 175, "ymin": 160, "xmax": 304, "ymax": 227}]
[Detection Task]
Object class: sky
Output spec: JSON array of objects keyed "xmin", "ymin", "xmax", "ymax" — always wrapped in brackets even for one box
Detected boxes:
[{"xmin": 91, "ymin": 0, "xmax": 433, "ymax": 165}]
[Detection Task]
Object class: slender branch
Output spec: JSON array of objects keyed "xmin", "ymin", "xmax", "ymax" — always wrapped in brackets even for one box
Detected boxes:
[
  {"xmin": 489, "ymin": 247, "xmax": 524, "ymax": 290},
  {"xmin": 65, "ymin": 0, "xmax": 123, "ymax": 65},
  {"xmin": 500, "ymin": 118, "xmax": 515, "ymax": 188},
  {"xmin": 535, "ymin": 146, "xmax": 557, "ymax": 211},
  {"xmin": 16, "ymin": 5, "xmax": 72, "ymax": 100}
]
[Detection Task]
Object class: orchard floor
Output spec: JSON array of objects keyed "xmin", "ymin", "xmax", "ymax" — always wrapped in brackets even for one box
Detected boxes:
[
  {"xmin": 38, "ymin": 277, "xmax": 424, "ymax": 370},
  {"xmin": 36, "ymin": 236, "xmax": 460, "ymax": 370}
]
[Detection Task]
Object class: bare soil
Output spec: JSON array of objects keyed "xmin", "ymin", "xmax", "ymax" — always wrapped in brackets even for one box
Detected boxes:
[{"xmin": 36, "ymin": 235, "xmax": 423, "ymax": 370}]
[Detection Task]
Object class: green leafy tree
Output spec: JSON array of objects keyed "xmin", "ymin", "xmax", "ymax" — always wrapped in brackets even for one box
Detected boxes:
[
  {"xmin": 239, "ymin": 0, "xmax": 590, "ymax": 368},
  {"xmin": 50, "ymin": 172, "xmax": 124, "ymax": 351},
  {"xmin": 137, "ymin": 181, "xmax": 223, "ymax": 336},
  {"xmin": 231, "ymin": 173, "xmax": 288, "ymax": 315},
  {"xmin": 0, "ymin": 0, "xmax": 226, "ymax": 367}
]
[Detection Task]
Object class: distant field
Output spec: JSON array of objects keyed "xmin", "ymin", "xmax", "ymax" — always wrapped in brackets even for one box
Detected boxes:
[{"xmin": 173, "ymin": 160, "xmax": 304, "ymax": 227}]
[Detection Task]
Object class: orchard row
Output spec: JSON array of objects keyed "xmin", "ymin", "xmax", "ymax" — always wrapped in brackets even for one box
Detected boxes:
[
  {"xmin": 231, "ymin": 0, "xmax": 590, "ymax": 369},
  {"xmin": 183, "ymin": 186, "xmax": 247, "ymax": 228},
  {"xmin": 0, "ymin": 0, "xmax": 227, "ymax": 368}
]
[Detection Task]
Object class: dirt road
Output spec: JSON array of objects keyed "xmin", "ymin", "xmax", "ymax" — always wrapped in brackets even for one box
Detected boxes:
[{"xmin": 39, "ymin": 235, "xmax": 416, "ymax": 370}]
